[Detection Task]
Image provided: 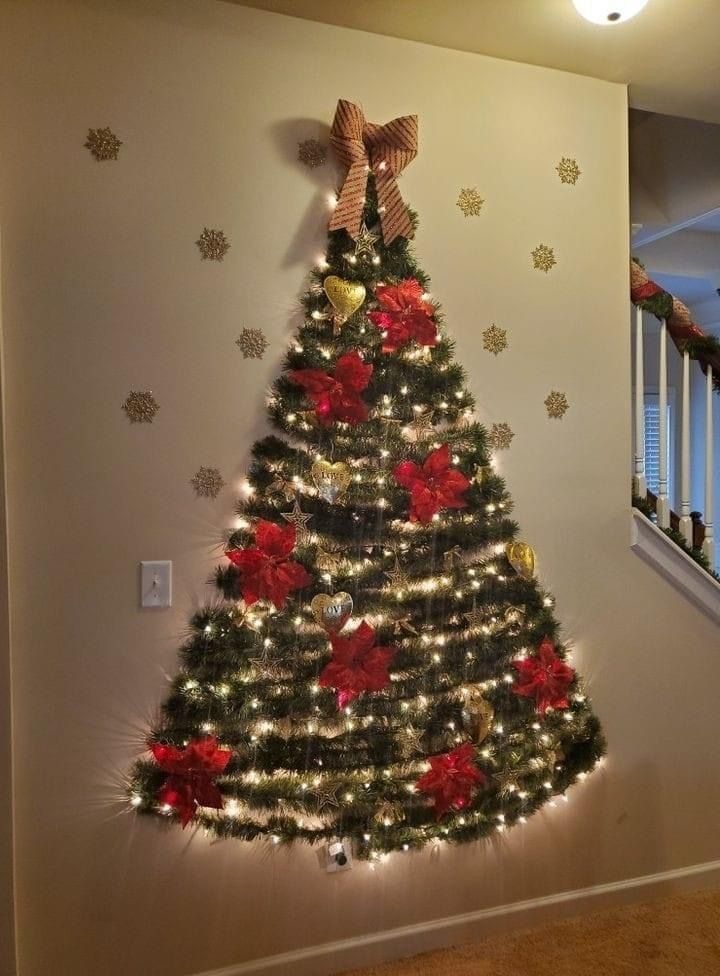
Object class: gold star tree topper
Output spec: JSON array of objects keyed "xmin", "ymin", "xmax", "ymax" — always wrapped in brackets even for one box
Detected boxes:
[
  {"xmin": 482, "ymin": 324, "xmax": 508, "ymax": 356},
  {"xmin": 456, "ymin": 188, "xmax": 484, "ymax": 217}
]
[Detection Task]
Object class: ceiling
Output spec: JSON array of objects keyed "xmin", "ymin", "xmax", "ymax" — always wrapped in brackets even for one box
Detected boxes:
[{"xmin": 231, "ymin": 0, "xmax": 720, "ymax": 124}]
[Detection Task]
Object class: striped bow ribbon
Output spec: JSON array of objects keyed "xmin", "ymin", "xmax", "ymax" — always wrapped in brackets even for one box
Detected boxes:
[{"xmin": 328, "ymin": 99, "xmax": 418, "ymax": 245}]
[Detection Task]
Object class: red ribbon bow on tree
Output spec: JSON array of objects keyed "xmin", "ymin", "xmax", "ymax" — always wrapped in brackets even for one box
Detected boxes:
[
  {"xmin": 416, "ymin": 742, "xmax": 486, "ymax": 819},
  {"xmin": 226, "ymin": 520, "xmax": 311, "ymax": 609},
  {"xmin": 394, "ymin": 443, "xmax": 471, "ymax": 524},
  {"xmin": 511, "ymin": 637, "xmax": 576, "ymax": 714},
  {"xmin": 150, "ymin": 735, "xmax": 232, "ymax": 828},
  {"xmin": 290, "ymin": 350, "xmax": 372, "ymax": 426},
  {"xmin": 318, "ymin": 620, "xmax": 395, "ymax": 710},
  {"xmin": 328, "ymin": 99, "xmax": 418, "ymax": 245},
  {"xmin": 369, "ymin": 278, "xmax": 438, "ymax": 354}
]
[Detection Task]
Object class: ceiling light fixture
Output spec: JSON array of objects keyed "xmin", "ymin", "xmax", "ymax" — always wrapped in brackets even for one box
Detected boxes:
[{"xmin": 572, "ymin": 0, "xmax": 650, "ymax": 24}]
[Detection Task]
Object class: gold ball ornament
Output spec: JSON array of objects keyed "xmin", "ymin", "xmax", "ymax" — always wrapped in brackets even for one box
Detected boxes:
[
  {"xmin": 323, "ymin": 276, "xmax": 366, "ymax": 322},
  {"xmin": 505, "ymin": 541, "xmax": 536, "ymax": 579},
  {"xmin": 311, "ymin": 459, "xmax": 351, "ymax": 504},
  {"xmin": 310, "ymin": 592, "xmax": 354, "ymax": 633}
]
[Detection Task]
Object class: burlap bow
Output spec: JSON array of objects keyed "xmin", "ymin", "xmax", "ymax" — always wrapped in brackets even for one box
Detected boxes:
[{"xmin": 328, "ymin": 99, "xmax": 418, "ymax": 245}]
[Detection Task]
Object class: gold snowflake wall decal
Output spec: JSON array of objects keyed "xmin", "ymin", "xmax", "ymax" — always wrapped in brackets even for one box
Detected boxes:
[
  {"xmin": 532, "ymin": 244, "xmax": 556, "ymax": 273},
  {"xmin": 556, "ymin": 157, "xmax": 581, "ymax": 185},
  {"xmin": 196, "ymin": 228, "xmax": 230, "ymax": 262},
  {"xmin": 482, "ymin": 324, "xmax": 508, "ymax": 355},
  {"xmin": 456, "ymin": 188, "xmax": 484, "ymax": 217},
  {"xmin": 298, "ymin": 138, "xmax": 327, "ymax": 168},
  {"xmin": 489, "ymin": 422, "xmax": 514, "ymax": 450},
  {"xmin": 545, "ymin": 390, "xmax": 569, "ymax": 419},
  {"xmin": 84, "ymin": 127, "xmax": 122, "ymax": 161},
  {"xmin": 122, "ymin": 391, "xmax": 159, "ymax": 423},
  {"xmin": 190, "ymin": 466, "xmax": 225, "ymax": 499},
  {"xmin": 236, "ymin": 328, "xmax": 269, "ymax": 359}
]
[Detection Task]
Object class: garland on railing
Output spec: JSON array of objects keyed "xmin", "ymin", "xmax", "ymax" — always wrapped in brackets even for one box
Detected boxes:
[
  {"xmin": 632, "ymin": 494, "xmax": 720, "ymax": 581},
  {"xmin": 631, "ymin": 259, "xmax": 720, "ymax": 393}
]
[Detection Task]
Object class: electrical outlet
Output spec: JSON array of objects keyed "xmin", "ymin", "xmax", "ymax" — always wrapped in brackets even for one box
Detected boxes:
[
  {"xmin": 140, "ymin": 561, "xmax": 172, "ymax": 608},
  {"xmin": 325, "ymin": 839, "xmax": 352, "ymax": 873}
]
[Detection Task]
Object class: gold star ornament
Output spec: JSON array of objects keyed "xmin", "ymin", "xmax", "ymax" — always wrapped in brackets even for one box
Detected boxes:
[
  {"xmin": 489, "ymin": 422, "xmax": 514, "ymax": 451},
  {"xmin": 85, "ymin": 127, "xmax": 122, "ymax": 161},
  {"xmin": 456, "ymin": 187, "xmax": 484, "ymax": 217},
  {"xmin": 463, "ymin": 606, "xmax": 485, "ymax": 629},
  {"xmin": 196, "ymin": 228, "xmax": 230, "ymax": 262},
  {"xmin": 190, "ymin": 466, "xmax": 225, "ymax": 499},
  {"xmin": 406, "ymin": 408, "xmax": 435, "ymax": 442},
  {"xmin": 545, "ymin": 390, "xmax": 569, "ymax": 419},
  {"xmin": 556, "ymin": 157, "xmax": 581, "ymax": 185},
  {"xmin": 385, "ymin": 559, "xmax": 411, "ymax": 593},
  {"xmin": 482, "ymin": 324, "xmax": 508, "ymax": 356},
  {"xmin": 354, "ymin": 222, "xmax": 379, "ymax": 260},
  {"xmin": 532, "ymin": 244, "xmax": 556, "ymax": 273},
  {"xmin": 236, "ymin": 328, "xmax": 269, "ymax": 360},
  {"xmin": 122, "ymin": 391, "xmax": 159, "ymax": 423},
  {"xmin": 281, "ymin": 501, "xmax": 313, "ymax": 543}
]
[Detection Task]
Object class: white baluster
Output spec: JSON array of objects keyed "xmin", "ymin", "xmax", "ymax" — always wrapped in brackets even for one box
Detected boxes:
[
  {"xmin": 703, "ymin": 366, "xmax": 715, "ymax": 568},
  {"xmin": 679, "ymin": 348, "xmax": 692, "ymax": 544},
  {"xmin": 657, "ymin": 318, "xmax": 670, "ymax": 528},
  {"xmin": 633, "ymin": 305, "xmax": 647, "ymax": 497}
]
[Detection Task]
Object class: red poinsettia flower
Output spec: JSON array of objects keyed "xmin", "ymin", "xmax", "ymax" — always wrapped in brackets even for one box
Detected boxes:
[
  {"xmin": 394, "ymin": 443, "xmax": 470, "ymax": 523},
  {"xmin": 416, "ymin": 742, "xmax": 486, "ymax": 819},
  {"xmin": 150, "ymin": 735, "xmax": 232, "ymax": 828},
  {"xmin": 226, "ymin": 520, "xmax": 311, "ymax": 609},
  {"xmin": 511, "ymin": 637, "xmax": 576, "ymax": 714},
  {"xmin": 290, "ymin": 350, "xmax": 372, "ymax": 426},
  {"xmin": 368, "ymin": 278, "xmax": 438, "ymax": 354},
  {"xmin": 318, "ymin": 620, "xmax": 395, "ymax": 709}
]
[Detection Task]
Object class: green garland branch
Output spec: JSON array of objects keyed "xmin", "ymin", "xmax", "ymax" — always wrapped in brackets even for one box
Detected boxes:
[
  {"xmin": 632, "ymin": 496, "xmax": 720, "ymax": 581},
  {"xmin": 631, "ymin": 258, "xmax": 720, "ymax": 393}
]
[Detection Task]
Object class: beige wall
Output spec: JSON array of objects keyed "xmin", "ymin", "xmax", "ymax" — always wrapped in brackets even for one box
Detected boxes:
[{"xmin": 1, "ymin": 2, "xmax": 719, "ymax": 975}]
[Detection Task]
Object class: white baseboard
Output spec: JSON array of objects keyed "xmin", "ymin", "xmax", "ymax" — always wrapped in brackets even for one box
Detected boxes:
[{"xmin": 193, "ymin": 857, "xmax": 720, "ymax": 976}]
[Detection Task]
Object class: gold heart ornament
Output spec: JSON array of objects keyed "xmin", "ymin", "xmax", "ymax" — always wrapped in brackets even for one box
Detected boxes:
[
  {"xmin": 311, "ymin": 459, "xmax": 351, "ymax": 504},
  {"xmin": 310, "ymin": 592, "xmax": 354, "ymax": 633},
  {"xmin": 323, "ymin": 276, "xmax": 366, "ymax": 320},
  {"xmin": 505, "ymin": 541, "xmax": 536, "ymax": 580}
]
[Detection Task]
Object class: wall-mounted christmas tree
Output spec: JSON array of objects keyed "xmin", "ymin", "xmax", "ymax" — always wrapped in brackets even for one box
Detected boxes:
[{"xmin": 128, "ymin": 100, "xmax": 604, "ymax": 859}]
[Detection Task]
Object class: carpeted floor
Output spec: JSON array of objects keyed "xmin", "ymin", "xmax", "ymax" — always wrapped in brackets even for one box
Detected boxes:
[{"xmin": 343, "ymin": 888, "xmax": 720, "ymax": 976}]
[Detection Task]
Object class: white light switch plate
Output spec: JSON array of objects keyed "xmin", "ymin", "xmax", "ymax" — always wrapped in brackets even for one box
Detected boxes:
[{"xmin": 140, "ymin": 561, "xmax": 172, "ymax": 608}]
